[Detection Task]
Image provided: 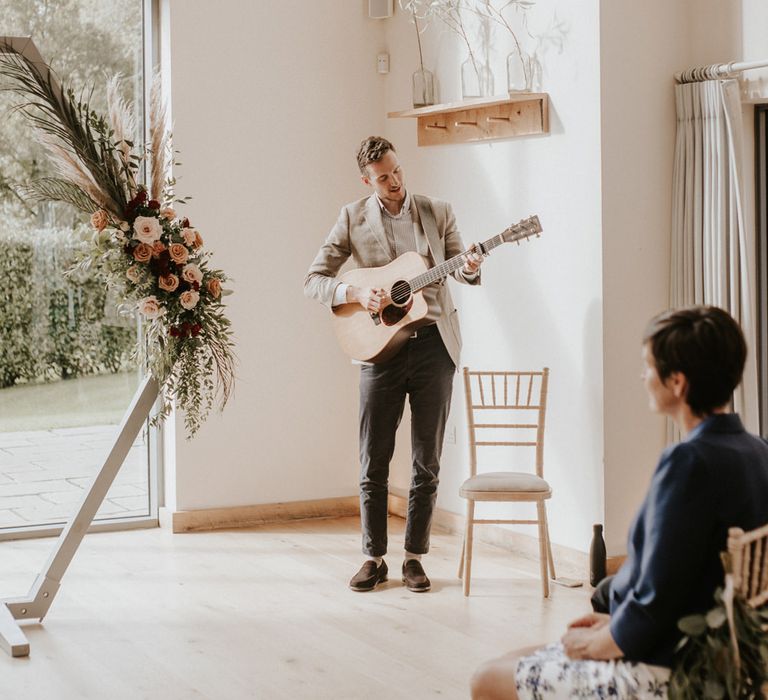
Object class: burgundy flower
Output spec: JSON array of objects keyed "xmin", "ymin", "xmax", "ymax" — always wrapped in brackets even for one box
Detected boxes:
[
  {"xmin": 147, "ymin": 199, "xmax": 160, "ymax": 209},
  {"xmin": 191, "ymin": 323, "xmax": 202, "ymax": 337},
  {"xmin": 181, "ymin": 217, "xmax": 190, "ymax": 228},
  {"xmin": 136, "ymin": 189, "xmax": 148, "ymax": 203},
  {"xmin": 170, "ymin": 327, "xmax": 181, "ymax": 337}
]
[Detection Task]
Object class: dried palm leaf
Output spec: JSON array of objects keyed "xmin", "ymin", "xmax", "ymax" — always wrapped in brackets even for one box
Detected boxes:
[
  {"xmin": 149, "ymin": 72, "xmax": 169, "ymax": 202},
  {"xmin": 0, "ymin": 42, "xmax": 129, "ymax": 212},
  {"xmin": 106, "ymin": 75, "xmax": 137, "ymax": 191},
  {"xmin": 15, "ymin": 177, "xmax": 99, "ymax": 213},
  {"xmin": 40, "ymin": 134, "xmax": 121, "ymax": 217}
]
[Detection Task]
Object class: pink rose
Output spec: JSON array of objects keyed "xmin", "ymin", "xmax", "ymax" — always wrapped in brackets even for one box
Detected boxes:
[
  {"xmin": 139, "ymin": 296, "xmax": 164, "ymax": 319},
  {"xmin": 90, "ymin": 209, "xmax": 109, "ymax": 231},
  {"xmin": 181, "ymin": 264, "xmax": 203, "ymax": 286},
  {"xmin": 168, "ymin": 243, "xmax": 189, "ymax": 265},
  {"xmin": 126, "ymin": 266, "xmax": 141, "ymax": 284},
  {"xmin": 182, "ymin": 227, "xmax": 204, "ymax": 249},
  {"xmin": 206, "ymin": 278, "xmax": 222, "ymax": 299},
  {"xmin": 152, "ymin": 241, "xmax": 166, "ymax": 258},
  {"xmin": 133, "ymin": 216, "xmax": 163, "ymax": 245},
  {"xmin": 133, "ymin": 243, "xmax": 153, "ymax": 263},
  {"xmin": 179, "ymin": 290, "xmax": 200, "ymax": 310},
  {"xmin": 160, "ymin": 207, "xmax": 176, "ymax": 221},
  {"xmin": 158, "ymin": 274, "xmax": 180, "ymax": 292}
]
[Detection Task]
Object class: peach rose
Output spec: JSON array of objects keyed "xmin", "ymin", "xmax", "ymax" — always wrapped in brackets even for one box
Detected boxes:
[
  {"xmin": 152, "ymin": 241, "xmax": 166, "ymax": 257},
  {"xmin": 158, "ymin": 274, "xmax": 180, "ymax": 292},
  {"xmin": 179, "ymin": 289, "xmax": 200, "ymax": 310},
  {"xmin": 126, "ymin": 266, "xmax": 142, "ymax": 284},
  {"xmin": 182, "ymin": 227, "xmax": 204, "ymax": 249},
  {"xmin": 133, "ymin": 243, "xmax": 153, "ymax": 263},
  {"xmin": 181, "ymin": 264, "xmax": 203, "ymax": 286},
  {"xmin": 90, "ymin": 209, "xmax": 109, "ymax": 231},
  {"xmin": 139, "ymin": 295, "xmax": 164, "ymax": 319},
  {"xmin": 159, "ymin": 207, "xmax": 176, "ymax": 221},
  {"xmin": 168, "ymin": 243, "xmax": 189, "ymax": 265},
  {"xmin": 206, "ymin": 277, "xmax": 222, "ymax": 299},
  {"xmin": 133, "ymin": 215, "xmax": 163, "ymax": 245}
]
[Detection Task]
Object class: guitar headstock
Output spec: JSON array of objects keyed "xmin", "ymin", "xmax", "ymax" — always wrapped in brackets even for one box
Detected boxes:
[{"xmin": 501, "ymin": 215, "xmax": 542, "ymax": 243}]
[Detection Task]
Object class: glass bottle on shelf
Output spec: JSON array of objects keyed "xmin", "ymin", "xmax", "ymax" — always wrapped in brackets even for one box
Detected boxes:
[
  {"xmin": 507, "ymin": 50, "xmax": 532, "ymax": 93},
  {"xmin": 461, "ymin": 56, "xmax": 494, "ymax": 99},
  {"xmin": 412, "ymin": 68, "xmax": 435, "ymax": 108}
]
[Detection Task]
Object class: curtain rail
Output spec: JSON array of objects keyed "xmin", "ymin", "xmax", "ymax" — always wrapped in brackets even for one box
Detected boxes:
[{"xmin": 676, "ymin": 59, "xmax": 768, "ymax": 84}]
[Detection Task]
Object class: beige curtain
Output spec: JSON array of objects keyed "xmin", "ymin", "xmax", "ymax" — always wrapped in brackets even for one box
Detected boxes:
[{"xmin": 671, "ymin": 79, "xmax": 759, "ymax": 430}]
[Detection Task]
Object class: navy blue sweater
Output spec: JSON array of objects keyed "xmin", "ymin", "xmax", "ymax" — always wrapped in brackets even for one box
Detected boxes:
[{"xmin": 609, "ymin": 414, "xmax": 768, "ymax": 667}]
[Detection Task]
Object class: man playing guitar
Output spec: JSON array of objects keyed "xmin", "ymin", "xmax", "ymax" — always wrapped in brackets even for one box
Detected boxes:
[{"xmin": 304, "ymin": 136, "xmax": 483, "ymax": 593}]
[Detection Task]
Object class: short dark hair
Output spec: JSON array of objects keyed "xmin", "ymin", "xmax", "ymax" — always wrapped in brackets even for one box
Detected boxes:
[
  {"xmin": 643, "ymin": 305, "xmax": 747, "ymax": 416},
  {"xmin": 356, "ymin": 136, "xmax": 395, "ymax": 175}
]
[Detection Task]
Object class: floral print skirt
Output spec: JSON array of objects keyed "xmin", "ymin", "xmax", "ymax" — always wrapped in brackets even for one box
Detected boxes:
[{"xmin": 515, "ymin": 643, "xmax": 670, "ymax": 699}]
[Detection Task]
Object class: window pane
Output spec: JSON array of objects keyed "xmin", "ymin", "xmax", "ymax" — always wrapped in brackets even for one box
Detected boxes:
[{"xmin": 0, "ymin": 0, "xmax": 151, "ymax": 533}]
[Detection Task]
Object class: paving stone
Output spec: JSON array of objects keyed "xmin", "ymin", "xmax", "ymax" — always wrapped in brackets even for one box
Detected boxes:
[
  {"xmin": 0, "ymin": 494, "xmax": 54, "ymax": 509},
  {"xmin": 0, "ymin": 425, "xmax": 151, "ymax": 527},
  {"xmin": 107, "ymin": 495, "xmax": 150, "ymax": 512},
  {"xmin": 0, "ymin": 510, "xmax": 28, "ymax": 527},
  {"xmin": 0, "ymin": 480, "xmax": 84, "ymax": 498},
  {"xmin": 96, "ymin": 501, "xmax": 130, "ymax": 516}
]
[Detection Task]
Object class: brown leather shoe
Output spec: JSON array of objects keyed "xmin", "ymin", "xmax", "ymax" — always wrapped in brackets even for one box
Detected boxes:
[
  {"xmin": 349, "ymin": 559, "xmax": 388, "ymax": 591},
  {"xmin": 402, "ymin": 559, "xmax": 431, "ymax": 592}
]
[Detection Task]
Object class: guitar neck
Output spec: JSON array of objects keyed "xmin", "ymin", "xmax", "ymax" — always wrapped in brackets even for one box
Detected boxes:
[{"xmin": 410, "ymin": 233, "xmax": 507, "ymax": 292}]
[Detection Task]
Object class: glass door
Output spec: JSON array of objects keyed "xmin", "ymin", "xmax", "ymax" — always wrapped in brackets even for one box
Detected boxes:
[{"xmin": 0, "ymin": 0, "xmax": 158, "ymax": 538}]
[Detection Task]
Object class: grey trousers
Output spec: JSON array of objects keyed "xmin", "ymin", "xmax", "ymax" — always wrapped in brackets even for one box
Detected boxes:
[{"xmin": 358, "ymin": 325, "xmax": 455, "ymax": 557}]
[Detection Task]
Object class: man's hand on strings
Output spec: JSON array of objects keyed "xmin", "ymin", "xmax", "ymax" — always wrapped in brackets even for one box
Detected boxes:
[
  {"xmin": 348, "ymin": 286, "xmax": 388, "ymax": 313},
  {"xmin": 462, "ymin": 243, "xmax": 484, "ymax": 275}
]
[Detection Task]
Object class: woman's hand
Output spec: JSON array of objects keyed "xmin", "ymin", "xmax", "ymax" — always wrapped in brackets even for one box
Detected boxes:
[{"xmin": 561, "ymin": 613, "xmax": 623, "ymax": 661}]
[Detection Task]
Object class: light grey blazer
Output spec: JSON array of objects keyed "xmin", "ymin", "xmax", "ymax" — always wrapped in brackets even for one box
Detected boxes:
[{"xmin": 304, "ymin": 193, "xmax": 480, "ymax": 367}]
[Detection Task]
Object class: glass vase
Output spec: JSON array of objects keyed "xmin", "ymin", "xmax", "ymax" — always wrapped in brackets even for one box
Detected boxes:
[
  {"xmin": 507, "ymin": 50, "xmax": 532, "ymax": 93},
  {"xmin": 461, "ymin": 56, "xmax": 494, "ymax": 99},
  {"xmin": 412, "ymin": 68, "xmax": 435, "ymax": 108}
]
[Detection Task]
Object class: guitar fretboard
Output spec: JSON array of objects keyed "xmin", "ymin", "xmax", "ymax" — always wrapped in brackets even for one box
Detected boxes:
[{"xmin": 410, "ymin": 229, "xmax": 519, "ymax": 292}]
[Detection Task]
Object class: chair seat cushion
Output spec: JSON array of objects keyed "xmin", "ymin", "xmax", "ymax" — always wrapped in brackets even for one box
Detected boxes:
[{"xmin": 460, "ymin": 471, "xmax": 550, "ymax": 494}]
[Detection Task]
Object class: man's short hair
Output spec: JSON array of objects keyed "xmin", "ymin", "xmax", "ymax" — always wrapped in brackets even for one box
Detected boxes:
[
  {"xmin": 643, "ymin": 305, "xmax": 747, "ymax": 416},
  {"xmin": 356, "ymin": 136, "xmax": 395, "ymax": 175}
]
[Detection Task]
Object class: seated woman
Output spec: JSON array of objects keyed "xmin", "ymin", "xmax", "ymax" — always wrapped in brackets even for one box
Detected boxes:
[{"xmin": 471, "ymin": 305, "xmax": 768, "ymax": 700}]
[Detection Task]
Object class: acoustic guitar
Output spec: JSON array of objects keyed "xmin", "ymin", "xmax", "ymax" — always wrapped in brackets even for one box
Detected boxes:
[{"xmin": 332, "ymin": 215, "xmax": 542, "ymax": 363}]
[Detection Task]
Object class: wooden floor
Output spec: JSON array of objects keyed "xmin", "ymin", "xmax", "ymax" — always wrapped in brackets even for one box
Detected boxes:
[{"xmin": 0, "ymin": 516, "xmax": 591, "ymax": 699}]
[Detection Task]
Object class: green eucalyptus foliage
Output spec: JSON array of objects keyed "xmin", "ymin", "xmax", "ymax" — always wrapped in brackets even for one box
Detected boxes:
[
  {"xmin": 670, "ymin": 588, "xmax": 768, "ymax": 699},
  {"xmin": 0, "ymin": 226, "xmax": 134, "ymax": 387}
]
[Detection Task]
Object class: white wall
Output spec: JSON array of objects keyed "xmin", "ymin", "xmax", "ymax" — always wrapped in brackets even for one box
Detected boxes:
[
  {"xmin": 166, "ymin": 0, "xmax": 761, "ymax": 558},
  {"xmin": 382, "ymin": 0, "xmax": 605, "ymax": 554},
  {"xmin": 167, "ymin": 0, "xmax": 386, "ymax": 510},
  {"xmin": 600, "ymin": 0, "xmax": 747, "ymax": 553}
]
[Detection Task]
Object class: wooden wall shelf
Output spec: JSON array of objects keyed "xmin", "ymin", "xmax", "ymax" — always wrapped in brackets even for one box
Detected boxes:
[{"xmin": 388, "ymin": 93, "xmax": 549, "ymax": 146}]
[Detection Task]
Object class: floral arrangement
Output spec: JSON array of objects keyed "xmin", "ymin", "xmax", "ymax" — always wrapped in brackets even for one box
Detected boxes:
[
  {"xmin": 670, "ymin": 586, "xmax": 768, "ymax": 699},
  {"xmin": 0, "ymin": 40, "xmax": 235, "ymax": 437}
]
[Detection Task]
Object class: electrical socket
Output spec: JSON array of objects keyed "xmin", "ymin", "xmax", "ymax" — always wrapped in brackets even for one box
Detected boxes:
[{"xmin": 377, "ymin": 52, "xmax": 390, "ymax": 74}]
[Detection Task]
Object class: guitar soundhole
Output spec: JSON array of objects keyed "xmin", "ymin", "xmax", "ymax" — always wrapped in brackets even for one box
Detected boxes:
[
  {"xmin": 390, "ymin": 280, "xmax": 411, "ymax": 306},
  {"xmin": 381, "ymin": 298, "xmax": 413, "ymax": 326}
]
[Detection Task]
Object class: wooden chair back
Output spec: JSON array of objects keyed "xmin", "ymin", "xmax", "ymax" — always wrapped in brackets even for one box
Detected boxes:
[
  {"xmin": 462, "ymin": 368, "xmax": 549, "ymax": 480},
  {"xmin": 726, "ymin": 523, "xmax": 768, "ymax": 608}
]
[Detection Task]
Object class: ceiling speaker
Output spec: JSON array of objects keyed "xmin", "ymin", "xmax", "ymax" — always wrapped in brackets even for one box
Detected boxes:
[{"xmin": 369, "ymin": 0, "xmax": 393, "ymax": 19}]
